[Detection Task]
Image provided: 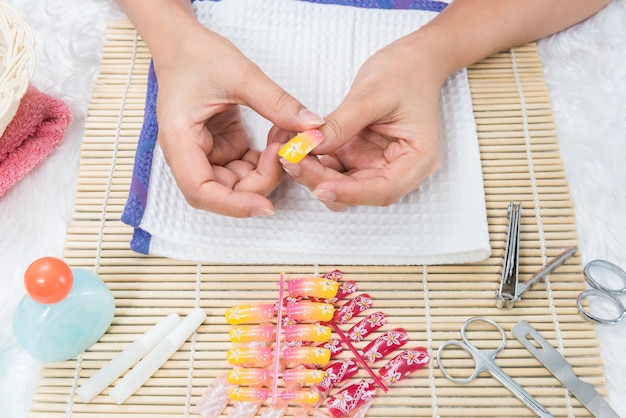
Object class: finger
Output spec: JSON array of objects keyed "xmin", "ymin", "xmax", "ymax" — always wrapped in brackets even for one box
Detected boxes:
[
  {"xmin": 235, "ymin": 142, "xmax": 284, "ymax": 197},
  {"xmin": 313, "ymin": 151, "xmax": 440, "ymax": 207},
  {"xmin": 238, "ymin": 70, "xmax": 325, "ymax": 132},
  {"xmin": 160, "ymin": 129, "xmax": 274, "ymax": 218},
  {"xmin": 315, "ymin": 88, "xmax": 390, "ymax": 155}
]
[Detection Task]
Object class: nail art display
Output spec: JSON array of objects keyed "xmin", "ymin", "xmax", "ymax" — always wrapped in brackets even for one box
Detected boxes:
[{"xmin": 198, "ymin": 270, "xmax": 430, "ymax": 417}]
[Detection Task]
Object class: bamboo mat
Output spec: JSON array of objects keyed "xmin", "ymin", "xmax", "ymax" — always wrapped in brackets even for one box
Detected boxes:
[{"xmin": 28, "ymin": 20, "xmax": 608, "ymax": 418}]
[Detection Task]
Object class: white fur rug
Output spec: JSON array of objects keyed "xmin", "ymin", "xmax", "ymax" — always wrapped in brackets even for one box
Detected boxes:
[{"xmin": 1, "ymin": 0, "xmax": 624, "ymax": 417}]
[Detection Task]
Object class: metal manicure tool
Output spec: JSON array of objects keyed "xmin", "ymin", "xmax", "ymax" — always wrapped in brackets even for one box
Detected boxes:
[
  {"xmin": 438, "ymin": 317, "xmax": 554, "ymax": 418},
  {"xmin": 495, "ymin": 201, "xmax": 579, "ymax": 309},
  {"xmin": 512, "ymin": 320, "xmax": 619, "ymax": 418}
]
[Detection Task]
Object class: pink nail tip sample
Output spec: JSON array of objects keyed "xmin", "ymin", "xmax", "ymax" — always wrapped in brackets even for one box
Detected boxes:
[
  {"xmin": 379, "ymin": 347, "xmax": 430, "ymax": 385},
  {"xmin": 284, "ymin": 324, "xmax": 332, "ymax": 342},
  {"xmin": 283, "ymin": 346, "xmax": 331, "ymax": 366},
  {"xmin": 226, "ymin": 346, "xmax": 272, "ymax": 366},
  {"xmin": 228, "ymin": 323, "xmax": 275, "ymax": 343},
  {"xmin": 362, "ymin": 328, "xmax": 409, "ymax": 363},
  {"xmin": 333, "ymin": 293, "xmax": 372, "ymax": 324},
  {"xmin": 279, "ymin": 389, "xmax": 320, "ymax": 404},
  {"xmin": 278, "ymin": 129, "xmax": 325, "ymax": 163},
  {"xmin": 225, "ymin": 303, "xmax": 275, "ymax": 325},
  {"xmin": 287, "ymin": 277, "xmax": 339, "ymax": 299},
  {"xmin": 229, "ymin": 386, "xmax": 269, "ymax": 402},
  {"xmin": 226, "ymin": 367, "xmax": 271, "ymax": 386},
  {"xmin": 315, "ymin": 359, "xmax": 359, "ymax": 393},
  {"xmin": 325, "ymin": 379, "xmax": 377, "ymax": 417},
  {"xmin": 285, "ymin": 301, "xmax": 335, "ymax": 322},
  {"xmin": 281, "ymin": 368, "xmax": 326, "ymax": 384},
  {"xmin": 348, "ymin": 311, "xmax": 387, "ymax": 342}
]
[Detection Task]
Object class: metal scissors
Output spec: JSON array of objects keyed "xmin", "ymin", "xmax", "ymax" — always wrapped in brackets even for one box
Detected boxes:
[
  {"xmin": 437, "ymin": 317, "xmax": 554, "ymax": 418},
  {"xmin": 577, "ymin": 259, "xmax": 626, "ymax": 326}
]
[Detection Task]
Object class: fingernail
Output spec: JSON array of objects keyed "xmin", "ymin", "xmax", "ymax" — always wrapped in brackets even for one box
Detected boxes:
[
  {"xmin": 298, "ymin": 109, "xmax": 325, "ymax": 125},
  {"xmin": 311, "ymin": 189, "xmax": 336, "ymax": 202},
  {"xmin": 251, "ymin": 208, "xmax": 274, "ymax": 217},
  {"xmin": 280, "ymin": 160, "xmax": 300, "ymax": 176}
]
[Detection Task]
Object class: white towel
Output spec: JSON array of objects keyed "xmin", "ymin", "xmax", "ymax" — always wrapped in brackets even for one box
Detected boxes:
[{"xmin": 139, "ymin": 0, "xmax": 491, "ymax": 265}]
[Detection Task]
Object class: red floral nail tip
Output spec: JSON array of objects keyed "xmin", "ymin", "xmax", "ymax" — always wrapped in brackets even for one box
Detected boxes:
[
  {"xmin": 325, "ymin": 379, "xmax": 377, "ymax": 417},
  {"xmin": 315, "ymin": 358, "xmax": 359, "ymax": 392},
  {"xmin": 362, "ymin": 328, "xmax": 409, "ymax": 363},
  {"xmin": 379, "ymin": 347, "xmax": 430, "ymax": 384},
  {"xmin": 333, "ymin": 293, "xmax": 372, "ymax": 324},
  {"xmin": 324, "ymin": 269, "xmax": 343, "ymax": 281},
  {"xmin": 333, "ymin": 281, "xmax": 357, "ymax": 302},
  {"xmin": 321, "ymin": 338, "xmax": 343, "ymax": 357},
  {"xmin": 348, "ymin": 311, "xmax": 387, "ymax": 342}
]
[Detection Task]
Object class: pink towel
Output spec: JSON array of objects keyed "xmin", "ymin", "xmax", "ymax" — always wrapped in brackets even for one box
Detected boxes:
[{"xmin": 0, "ymin": 85, "xmax": 72, "ymax": 197}]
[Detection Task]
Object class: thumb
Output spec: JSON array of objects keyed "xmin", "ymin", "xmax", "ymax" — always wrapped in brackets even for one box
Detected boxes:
[
  {"xmin": 238, "ymin": 71, "xmax": 324, "ymax": 132},
  {"xmin": 314, "ymin": 92, "xmax": 380, "ymax": 155}
]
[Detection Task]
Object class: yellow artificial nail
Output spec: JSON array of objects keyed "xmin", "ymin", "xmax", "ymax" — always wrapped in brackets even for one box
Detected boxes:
[{"xmin": 278, "ymin": 129, "xmax": 325, "ymax": 163}]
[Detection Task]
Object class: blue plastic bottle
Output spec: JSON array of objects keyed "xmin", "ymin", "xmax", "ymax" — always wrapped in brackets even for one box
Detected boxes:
[{"xmin": 12, "ymin": 257, "xmax": 115, "ymax": 363}]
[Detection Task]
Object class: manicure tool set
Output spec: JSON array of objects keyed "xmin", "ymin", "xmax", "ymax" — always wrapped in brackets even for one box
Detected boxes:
[{"xmin": 438, "ymin": 201, "xmax": 624, "ymax": 418}]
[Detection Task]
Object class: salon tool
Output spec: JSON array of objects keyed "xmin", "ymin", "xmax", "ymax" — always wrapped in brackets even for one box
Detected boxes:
[
  {"xmin": 495, "ymin": 202, "xmax": 579, "ymax": 308},
  {"xmin": 77, "ymin": 312, "xmax": 181, "ymax": 402},
  {"xmin": 512, "ymin": 320, "xmax": 619, "ymax": 418},
  {"xmin": 577, "ymin": 259, "xmax": 626, "ymax": 326},
  {"xmin": 437, "ymin": 317, "xmax": 554, "ymax": 418},
  {"xmin": 109, "ymin": 307, "xmax": 206, "ymax": 404}
]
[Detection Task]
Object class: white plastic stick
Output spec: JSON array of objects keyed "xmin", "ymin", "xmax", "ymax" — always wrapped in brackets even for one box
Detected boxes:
[
  {"xmin": 109, "ymin": 307, "xmax": 206, "ymax": 404},
  {"xmin": 76, "ymin": 312, "xmax": 181, "ymax": 403}
]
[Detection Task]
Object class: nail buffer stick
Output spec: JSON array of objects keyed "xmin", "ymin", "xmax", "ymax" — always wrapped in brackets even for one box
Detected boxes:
[
  {"xmin": 76, "ymin": 313, "xmax": 181, "ymax": 403},
  {"xmin": 109, "ymin": 308, "xmax": 206, "ymax": 404}
]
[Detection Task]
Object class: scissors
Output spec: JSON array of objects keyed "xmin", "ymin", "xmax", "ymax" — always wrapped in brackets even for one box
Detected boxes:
[
  {"xmin": 577, "ymin": 259, "xmax": 626, "ymax": 326},
  {"xmin": 437, "ymin": 317, "xmax": 554, "ymax": 418}
]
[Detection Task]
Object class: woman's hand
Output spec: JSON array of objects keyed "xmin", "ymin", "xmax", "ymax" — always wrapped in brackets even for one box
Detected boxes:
[
  {"xmin": 120, "ymin": 0, "xmax": 324, "ymax": 217},
  {"xmin": 279, "ymin": 33, "xmax": 446, "ymax": 211}
]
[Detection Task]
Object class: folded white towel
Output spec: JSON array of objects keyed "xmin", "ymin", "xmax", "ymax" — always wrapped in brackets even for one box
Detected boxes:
[{"xmin": 139, "ymin": 0, "xmax": 491, "ymax": 265}]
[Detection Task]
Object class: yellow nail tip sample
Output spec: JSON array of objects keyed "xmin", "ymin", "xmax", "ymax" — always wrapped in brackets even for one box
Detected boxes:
[{"xmin": 278, "ymin": 129, "xmax": 325, "ymax": 163}]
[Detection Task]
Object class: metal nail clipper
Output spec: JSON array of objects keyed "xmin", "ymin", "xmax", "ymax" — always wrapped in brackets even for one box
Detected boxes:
[{"xmin": 495, "ymin": 201, "xmax": 578, "ymax": 309}]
